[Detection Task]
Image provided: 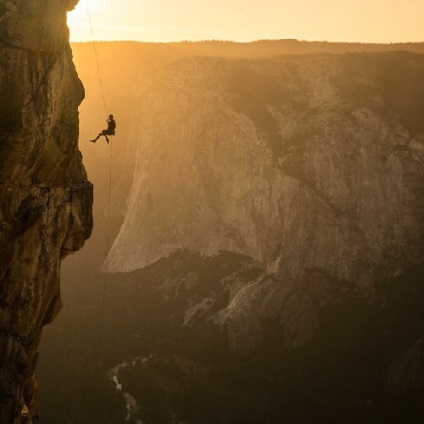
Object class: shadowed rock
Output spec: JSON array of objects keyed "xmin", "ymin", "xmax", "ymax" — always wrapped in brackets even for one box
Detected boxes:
[
  {"xmin": 107, "ymin": 53, "xmax": 424, "ymax": 351},
  {"xmin": 0, "ymin": 1, "xmax": 92, "ymax": 422}
]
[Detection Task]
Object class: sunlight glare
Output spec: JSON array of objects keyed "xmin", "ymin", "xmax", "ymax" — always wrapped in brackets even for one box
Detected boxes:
[
  {"xmin": 68, "ymin": 0, "xmax": 102, "ymax": 41},
  {"xmin": 67, "ymin": 0, "xmax": 424, "ymax": 44}
]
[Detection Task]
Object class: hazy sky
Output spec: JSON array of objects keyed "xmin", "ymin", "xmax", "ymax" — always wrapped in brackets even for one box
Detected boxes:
[{"xmin": 68, "ymin": 0, "xmax": 424, "ymax": 43}]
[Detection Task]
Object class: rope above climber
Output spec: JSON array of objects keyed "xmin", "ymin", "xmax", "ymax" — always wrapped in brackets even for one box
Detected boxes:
[{"xmin": 90, "ymin": 114, "xmax": 116, "ymax": 144}]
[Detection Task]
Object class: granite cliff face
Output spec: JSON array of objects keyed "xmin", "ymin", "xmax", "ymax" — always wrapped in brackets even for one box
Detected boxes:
[
  {"xmin": 0, "ymin": 1, "xmax": 92, "ymax": 422},
  {"xmin": 108, "ymin": 53, "xmax": 424, "ymax": 352}
]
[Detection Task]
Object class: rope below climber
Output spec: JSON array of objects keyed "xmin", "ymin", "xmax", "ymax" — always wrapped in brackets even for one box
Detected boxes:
[{"xmin": 90, "ymin": 114, "xmax": 116, "ymax": 144}]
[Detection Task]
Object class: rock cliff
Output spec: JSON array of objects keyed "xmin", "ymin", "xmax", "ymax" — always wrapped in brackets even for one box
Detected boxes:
[
  {"xmin": 0, "ymin": 1, "xmax": 92, "ymax": 422},
  {"xmin": 107, "ymin": 53, "xmax": 424, "ymax": 351}
]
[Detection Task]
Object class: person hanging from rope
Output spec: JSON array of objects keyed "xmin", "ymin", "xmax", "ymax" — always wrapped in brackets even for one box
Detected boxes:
[{"xmin": 90, "ymin": 114, "xmax": 116, "ymax": 144}]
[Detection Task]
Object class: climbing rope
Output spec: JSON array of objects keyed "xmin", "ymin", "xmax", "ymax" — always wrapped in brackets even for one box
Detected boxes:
[
  {"xmin": 83, "ymin": 0, "xmax": 113, "ymax": 336},
  {"xmin": 101, "ymin": 139, "xmax": 113, "ymax": 328},
  {"xmin": 84, "ymin": 0, "xmax": 108, "ymax": 118}
]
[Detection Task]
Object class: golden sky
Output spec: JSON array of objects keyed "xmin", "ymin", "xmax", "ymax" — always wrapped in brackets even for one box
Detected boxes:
[{"xmin": 68, "ymin": 0, "xmax": 424, "ymax": 43}]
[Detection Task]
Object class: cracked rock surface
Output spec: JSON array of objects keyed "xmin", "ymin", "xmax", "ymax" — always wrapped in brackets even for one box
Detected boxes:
[
  {"xmin": 107, "ymin": 53, "xmax": 424, "ymax": 351},
  {"xmin": 0, "ymin": 1, "xmax": 92, "ymax": 422}
]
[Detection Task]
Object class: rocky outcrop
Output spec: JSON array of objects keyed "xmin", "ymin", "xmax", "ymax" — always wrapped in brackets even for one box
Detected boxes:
[
  {"xmin": 107, "ymin": 53, "xmax": 424, "ymax": 351},
  {"xmin": 0, "ymin": 1, "xmax": 92, "ymax": 422}
]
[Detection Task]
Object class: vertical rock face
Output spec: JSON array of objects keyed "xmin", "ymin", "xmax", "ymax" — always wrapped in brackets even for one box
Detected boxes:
[
  {"xmin": 107, "ymin": 53, "xmax": 424, "ymax": 350},
  {"xmin": 109, "ymin": 54, "xmax": 424, "ymax": 275},
  {"xmin": 0, "ymin": 1, "xmax": 92, "ymax": 422}
]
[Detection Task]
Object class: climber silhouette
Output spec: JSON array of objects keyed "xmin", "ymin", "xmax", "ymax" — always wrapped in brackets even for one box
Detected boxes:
[{"xmin": 90, "ymin": 114, "xmax": 116, "ymax": 144}]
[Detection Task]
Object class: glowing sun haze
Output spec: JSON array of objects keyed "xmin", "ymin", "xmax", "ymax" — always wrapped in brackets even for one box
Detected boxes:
[{"xmin": 68, "ymin": 0, "xmax": 424, "ymax": 43}]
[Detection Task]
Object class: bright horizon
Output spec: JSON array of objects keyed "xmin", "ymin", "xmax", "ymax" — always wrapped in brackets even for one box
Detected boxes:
[{"xmin": 68, "ymin": 0, "xmax": 424, "ymax": 44}]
